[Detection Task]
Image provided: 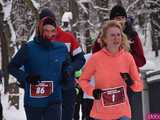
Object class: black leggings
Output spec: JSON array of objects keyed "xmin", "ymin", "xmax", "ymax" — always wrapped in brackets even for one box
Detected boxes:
[
  {"xmin": 73, "ymin": 93, "xmax": 94, "ymax": 120},
  {"xmin": 82, "ymin": 99, "xmax": 94, "ymax": 120},
  {"xmin": 0, "ymin": 101, "xmax": 3, "ymax": 120}
]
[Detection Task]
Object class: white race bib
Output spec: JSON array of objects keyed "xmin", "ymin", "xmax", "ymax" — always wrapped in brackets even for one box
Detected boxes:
[{"xmin": 102, "ymin": 86, "xmax": 125, "ymax": 107}]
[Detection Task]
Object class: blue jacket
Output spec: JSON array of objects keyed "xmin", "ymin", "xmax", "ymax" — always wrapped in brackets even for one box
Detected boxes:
[{"xmin": 8, "ymin": 37, "xmax": 72, "ymax": 108}]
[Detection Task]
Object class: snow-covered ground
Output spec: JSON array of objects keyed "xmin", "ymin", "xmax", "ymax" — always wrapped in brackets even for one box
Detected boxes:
[
  {"xmin": 1, "ymin": 91, "xmax": 26, "ymax": 120},
  {"xmin": 138, "ymin": 23, "xmax": 160, "ymax": 71}
]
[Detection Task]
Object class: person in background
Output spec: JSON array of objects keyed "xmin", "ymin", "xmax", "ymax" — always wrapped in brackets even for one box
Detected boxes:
[
  {"xmin": 92, "ymin": 5, "xmax": 146, "ymax": 120},
  {"xmin": 79, "ymin": 20, "xmax": 143, "ymax": 120},
  {"xmin": 82, "ymin": 53, "xmax": 95, "ymax": 120},
  {"xmin": 73, "ymin": 70, "xmax": 84, "ymax": 120},
  {"xmin": 39, "ymin": 8, "xmax": 85, "ymax": 120},
  {"xmin": 92, "ymin": 5, "xmax": 146, "ymax": 68},
  {"xmin": 73, "ymin": 54, "xmax": 95, "ymax": 120},
  {"xmin": 8, "ymin": 17, "xmax": 71, "ymax": 120}
]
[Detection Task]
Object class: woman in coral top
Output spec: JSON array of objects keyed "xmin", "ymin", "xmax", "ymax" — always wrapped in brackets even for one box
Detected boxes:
[{"xmin": 79, "ymin": 20, "xmax": 143, "ymax": 120}]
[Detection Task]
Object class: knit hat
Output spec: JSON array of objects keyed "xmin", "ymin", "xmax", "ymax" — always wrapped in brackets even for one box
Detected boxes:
[
  {"xmin": 43, "ymin": 17, "xmax": 56, "ymax": 27},
  {"xmin": 37, "ymin": 17, "xmax": 56, "ymax": 37},
  {"xmin": 110, "ymin": 5, "xmax": 127, "ymax": 20},
  {"xmin": 39, "ymin": 8, "xmax": 56, "ymax": 20}
]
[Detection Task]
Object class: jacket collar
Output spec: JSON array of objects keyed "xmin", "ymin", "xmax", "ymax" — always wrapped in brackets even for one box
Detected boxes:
[{"xmin": 33, "ymin": 36, "xmax": 53, "ymax": 49}]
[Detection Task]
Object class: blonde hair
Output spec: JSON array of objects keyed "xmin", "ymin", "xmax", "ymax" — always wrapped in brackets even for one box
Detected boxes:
[{"xmin": 99, "ymin": 20, "xmax": 130, "ymax": 51}]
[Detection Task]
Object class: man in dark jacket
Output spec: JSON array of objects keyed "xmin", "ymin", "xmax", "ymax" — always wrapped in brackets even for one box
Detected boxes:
[
  {"xmin": 92, "ymin": 5, "xmax": 146, "ymax": 67},
  {"xmin": 39, "ymin": 8, "xmax": 85, "ymax": 120},
  {"xmin": 8, "ymin": 17, "xmax": 71, "ymax": 120},
  {"xmin": 92, "ymin": 5, "xmax": 146, "ymax": 120}
]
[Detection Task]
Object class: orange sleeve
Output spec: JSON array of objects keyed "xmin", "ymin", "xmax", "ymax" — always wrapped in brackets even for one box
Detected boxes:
[
  {"xmin": 129, "ymin": 54, "xmax": 144, "ymax": 92},
  {"xmin": 79, "ymin": 56, "xmax": 96, "ymax": 96}
]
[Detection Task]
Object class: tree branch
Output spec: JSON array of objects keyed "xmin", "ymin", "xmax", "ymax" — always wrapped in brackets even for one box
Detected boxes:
[{"xmin": 24, "ymin": 0, "xmax": 39, "ymax": 20}]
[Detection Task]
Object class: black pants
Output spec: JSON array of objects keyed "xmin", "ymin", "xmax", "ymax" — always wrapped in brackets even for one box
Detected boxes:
[
  {"xmin": 74, "ymin": 88, "xmax": 83, "ymax": 120},
  {"xmin": 0, "ymin": 101, "xmax": 3, "ymax": 120},
  {"xmin": 24, "ymin": 103, "xmax": 62, "ymax": 120},
  {"xmin": 62, "ymin": 87, "xmax": 76, "ymax": 120},
  {"xmin": 82, "ymin": 99, "xmax": 94, "ymax": 120},
  {"xmin": 127, "ymin": 87, "xmax": 143, "ymax": 120},
  {"xmin": 73, "ymin": 87, "xmax": 94, "ymax": 120}
]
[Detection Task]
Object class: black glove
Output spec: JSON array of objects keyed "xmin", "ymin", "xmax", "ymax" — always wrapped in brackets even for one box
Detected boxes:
[
  {"xmin": 63, "ymin": 66, "xmax": 74, "ymax": 78},
  {"xmin": 26, "ymin": 74, "xmax": 40, "ymax": 85},
  {"xmin": 61, "ymin": 70, "xmax": 70, "ymax": 86},
  {"xmin": 61, "ymin": 63, "xmax": 74, "ymax": 86},
  {"xmin": 120, "ymin": 73, "xmax": 134, "ymax": 86},
  {"xmin": 75, "ymin": 84, "xmax": 82, "ymax": 96},
  {"xmin": 93, "ymin": 89, "xmax": 102, "ymax": 100}
]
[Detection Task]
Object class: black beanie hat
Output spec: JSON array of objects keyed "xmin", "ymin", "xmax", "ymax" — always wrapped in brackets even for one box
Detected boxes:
[
  {"xmin": 39, "ymin": 8, "xmax": 56, "ymax": 20},
  {"xmin": 43, "ymin": 17, "xmax": 56, "ymax": 27},
  {"xmin": 110, "ymin": 5, "xmax": 127, "ymax": 20},
  {"xmin": 37, "ymin": 16, "xmax": 57, "ymax": 37}
]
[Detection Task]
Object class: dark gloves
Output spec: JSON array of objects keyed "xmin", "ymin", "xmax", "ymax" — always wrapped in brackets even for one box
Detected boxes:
[
  {"xmin": 120, "ymin": 73, "xmax": 134, "ymax": 86},
  {"xmin": 93, "ymin": 89, "xmax": 102, "ymax": 100},
  {"xmin": 75, "ymin": 84, "xmax": 82, "ymax": 96},
  {"xmin": 75, "ymin": 84, "xmax": 83, "ymax": 102},
  {"xmin": 26, "ymin": 74, "xmax": 40, "ymax": 85},
  {"xmin": 61, "ymin": 65, "xmax": 74, "ymax": 86},
  {"xmin": 75, "ymin": 86, "xmax": 80, "ymax": 95},
  {"xmin": 63, "ymin": 66, "xmax": 74, "ymax": 78}
]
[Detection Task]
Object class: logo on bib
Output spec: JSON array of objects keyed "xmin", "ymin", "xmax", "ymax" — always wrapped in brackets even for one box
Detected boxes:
[{"xmin": 102, "ymin": 86, "xmax": 125, "ymax": 107}]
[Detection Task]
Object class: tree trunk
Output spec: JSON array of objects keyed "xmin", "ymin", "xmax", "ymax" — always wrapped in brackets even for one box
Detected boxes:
[
  {"xmin": 69, "ymin": 0, "xmax": 79, "ymax": 32},
  {"xmin": 149, "ymin": 0, "xmax": 160, "ymax": 57},
  {"xmin": 83, "ymin": 2, "xmax": 91, "ymax": 53},
  {"xmin": 0, "ymin": 5, "xmax": 9, "ymax": 94},
  {"xmin": 1, "ymin": 2, "xmax": 20, "ymax": 109},
  {"xmin": 24, "ymin": 0, "xmax": 39, "ymax": 19}
]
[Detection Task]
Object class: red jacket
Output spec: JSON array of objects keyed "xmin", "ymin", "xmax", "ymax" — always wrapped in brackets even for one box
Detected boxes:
[
  {"xmin": 53, "ymin": 27, "xmax": 82, "ymax": 56},
  {"xmin": 50, "ymin": 27, "xmax": 86, "ymax": 88},
  {"xmin": 92, "ymin": 32, "xmax": 146, "ymax": 67}
]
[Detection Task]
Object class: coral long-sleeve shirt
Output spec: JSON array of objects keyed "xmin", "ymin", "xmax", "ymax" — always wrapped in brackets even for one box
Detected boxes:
[{"xmin": 79, "ymin": 48, "xmax": 143, "ymax": 120}]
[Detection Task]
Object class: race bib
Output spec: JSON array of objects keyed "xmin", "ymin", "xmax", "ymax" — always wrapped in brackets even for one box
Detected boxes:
[
  {"xmin": 30, "ymin": 81, "xmax": 53, "ymax": 98},
  {"xmin": 102, "ymin": 86, "xmax": 125, "ymax": 107}
]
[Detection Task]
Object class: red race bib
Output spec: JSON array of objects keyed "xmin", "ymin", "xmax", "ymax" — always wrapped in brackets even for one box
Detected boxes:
[
  {"xmin": 102, "ymin": 86, "xmax": 125, "ymax": 107},
  {"xmin": 30, "ymin": 81, "xmax": 53, "ymax": 98}
]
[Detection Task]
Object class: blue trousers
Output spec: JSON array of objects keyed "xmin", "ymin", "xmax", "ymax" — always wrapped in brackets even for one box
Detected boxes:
[
  {"xmin": 62, "ymin": 87, "xmax": 76, "ymax": 120},
  {"xmin": 24, "ymin": 103, "xmax": 62, "ymax": 120}
]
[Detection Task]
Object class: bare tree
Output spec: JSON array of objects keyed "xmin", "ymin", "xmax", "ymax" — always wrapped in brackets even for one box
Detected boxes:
[
  {"xmin": 0, "ymin": 3, "xmax": 11, "ymax": 94},
  {"xmin": 148, "ymin": 0, "xmax": 160, "ymax": 56}
]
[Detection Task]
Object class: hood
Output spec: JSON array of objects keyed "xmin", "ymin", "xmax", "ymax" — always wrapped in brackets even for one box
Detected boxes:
[{"xmin": 102, "ymin": 48, "xmax": 125, "ymax": 57}]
